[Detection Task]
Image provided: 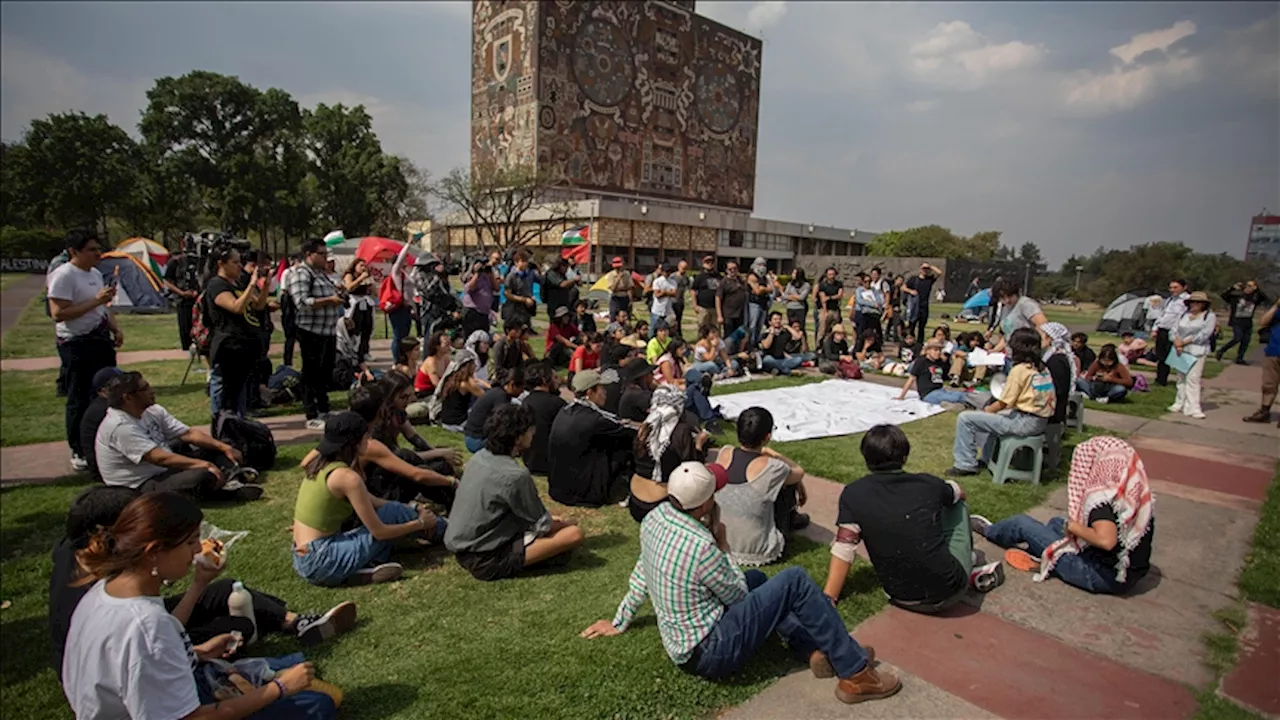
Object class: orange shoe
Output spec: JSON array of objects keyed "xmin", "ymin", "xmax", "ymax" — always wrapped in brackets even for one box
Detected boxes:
[{"xmin": 1004, "ymin": 548, "xmax": 1039, "ymax": 572}]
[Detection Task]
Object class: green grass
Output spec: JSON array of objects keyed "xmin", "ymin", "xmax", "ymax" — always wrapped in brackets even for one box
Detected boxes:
[
  {"xmin": 1238, "ymin": 462, "xmax": 1280, "ymax": 608},
  {"xmin": 1079, "ymin": 360, "xmax": 1226, "ymax": 420}
]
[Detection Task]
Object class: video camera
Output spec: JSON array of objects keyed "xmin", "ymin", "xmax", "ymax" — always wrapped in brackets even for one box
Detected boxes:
[{"xmin": 181, "ymin": 230, "xmax": 252, "ymax": 291}]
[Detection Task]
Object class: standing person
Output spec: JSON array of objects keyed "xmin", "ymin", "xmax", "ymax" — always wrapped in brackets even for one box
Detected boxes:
[
  {"xmin": 241, "ymin": 252, "xmax": 277, "ymax": 415},
  {"xmin": 783, "ymin": 269, "xmax": 811, "ymax": 330},
  {"xmin": 502, "ymin": 250, "xmax": 539, "ymax": 327},
  {"xmin": 607, "ymin": 256, "xmax": 636, "ymax": 320},
  {"xmin": 691, "ymin": 255, "xmax": 722, "ymax": 336},
  {"xmin": 903, "ymin": 262, "xmax": 942, "ymax": 344},
  {"xmin": 650, "ymin": 262, "xmax": 680, "ymax": 332},
  {"xmin": 1243, "ymin": 297, "xmax": 1280, "ymax": 426},
  {"xmin": 343, "ymin": 257, "xmax": 376, "ymax": 362},
  {"xmin": 992, "ymin": 278, "xmax": 1048, "ymax": 342},
  {"xmin": 966, "ymin": 275, "xmax": 981, "ymax": 300},
  {"xmin": 1153, "ymin": 279, "xmax": 1190, "ymax": 387},
  {"xmin": 1218, "ymin": 280, "xmax": 1269, "ymax": 365},
  {"xmin": 543, "ymin": 257, "xmax": 575, "ymax": 319},
  {"xmin": 48, "ymin": 228, "xmax": 122, "ymax": 472},
  {"xmin": 581, "ymin": 462, "xmax": 900, "ymax": 705},
  {"xmin": 852, "ymin": 273, "xmax": 885, "ymax": 351},
  {"xmin": 287, "ymin": 239, "xmax": 346, "ymax": 430},
  {"xmin": 162, "ymin": 250, "xmax": 199, "ymax": 352},
  {"xmin": 816, "ymin": 267, "xmax": 844, "ymax": 344},
  {"xmin": 745, "ymin": 258, "xmax": 777, "ymax": 350},
  {"xmin": 280, "ymin": 255, "xmax": 302, "ymax": 367},
  {"xmin": 1168, "ymin": 292, "xmax": 1216, "ymax": 420},
  {"xmin": 385, "ymin": 243, "xmax": 418, "ymax": 365},
  {"xmin": 205, "ymin": 247, "xmax": 270, "ymax": 419},
  {"xmin": 461, "ymin": 257, "xmax": 500, "ymax": 337},
  {"xmin": 715, "ymin": 261, "xmax": 750, "ymax": 340},
  {"xmin": 671, "ymin": 259, "xmax": 691, "ymax": 337}
]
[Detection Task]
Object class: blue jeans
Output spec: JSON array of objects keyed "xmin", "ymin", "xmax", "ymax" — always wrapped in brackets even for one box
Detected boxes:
[
  {"xmin": 747, "ymin": 304, "xmax": 767, "ymax": 349},
  {"xmin": 689, "ymin": 567, "xmax": 870, "ymax": 679},
  {"xmin": 209, "ymin": 364, "xmax": 248, "ymax": 419},
  {"xmin": 196, "ymin": 652, "xmax": 336, "ymax": 720},
  {"xmin": 1075, "ymin": 377, "xmax": 1127, "ymax": 402},
  {"xmin": 923, "ymin": 388, "xmax": 968, "ymax": 405},
  {"xmin": 292, "ymin": 502, "xmax": 439, "ymax": 586},
  {"xmin": 464, "ymin": 435, "xmax": 485, "ymax": 453},
  {"xmin": 952, "ymin": 410, "xmax": 1047, "ymax": 471},
  {"xmin": 762, "ymin": 355, "xmax": 804, "ymax": 374},
  {"xmin": 388, "ymin": 305, "xmax": 413, "ymax": 364},
  {"xmin": 982, "ymin": 515, "xmax": 1138, "ymax": 594}
]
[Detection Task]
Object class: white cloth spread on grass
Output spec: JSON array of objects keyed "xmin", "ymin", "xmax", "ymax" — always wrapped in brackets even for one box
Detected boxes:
[{"xmin": 713, "ymin": 379, "xmax": 947, "ymax": 442}]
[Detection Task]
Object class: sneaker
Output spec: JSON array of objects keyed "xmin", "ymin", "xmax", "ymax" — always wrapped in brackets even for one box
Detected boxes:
[
  {"xmin": 70, "ymin": 454, "xmax": 89, "ymax": 472},
  {"xmin": 835, "ymin": 664, "xmax": 903, "ymax": 705},
  {"xmin": 969, "ymin": 561, "xmax": 1005, "ymax": 593},
  {"xmin": 968, "ymin": 514, "xmax": 992, "ymax": 536},
  {"xmin": 229, "ymin": 485, "xmax": 264, "ymax": 502},
  {"xmin": 1243, "ymin": 409, "xmax": 1272, "ymax": 423},
  {"xmin": 228, "ymin": 466, "xmax": 261, "ymax": 485},
  {"xmin": 295, "ymin": 601, "xmax": 358, "ymax": 646},
  {"xmin": 348, "ymin": 562, "xmax": 404, "ymax": 586},
  {"xmin": 1188, "ymin": 411, "xmax": 1206, "ymax": 420},
  {"xmin": 1095, "ymin": 397, "xmax": 1109, "ymax": 405},
  {"xmin": 945, "ymin": 467, "xmax": 979, "ymax": 477},
  {"xmin": 1166, "ymin": 404, "xmax": 1183, "ymax": 414},
  {"xmin": 305, "ymin": 418, "xmax": 326, "ymax": 430}
]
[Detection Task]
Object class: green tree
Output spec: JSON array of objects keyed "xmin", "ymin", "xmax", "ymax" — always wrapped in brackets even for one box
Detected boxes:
[
  {"xmin": 865, "ymin": 225, "xmax": 1000, "ymax": 260},
  {"xmin": 1017, "ymin": 242, "xmax": 1047, "ymax": 274},
  {"xmin": 304, "ymin": 103, "xmax": 396, "ymax": 236}
]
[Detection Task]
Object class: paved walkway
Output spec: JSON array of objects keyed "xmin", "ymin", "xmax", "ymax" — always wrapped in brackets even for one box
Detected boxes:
[{"xmin": 0, "ymin": 273, "xmax": 44, "ymax": 336}]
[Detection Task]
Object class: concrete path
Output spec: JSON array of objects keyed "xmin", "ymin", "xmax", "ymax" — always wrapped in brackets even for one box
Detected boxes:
[
  {"xmin": 1, "ymin": 338, "xmax": 396, "ymax": 372},
  {"xmin": 0, "ymin": 274, "xmax": 44, "ymax": 336}
]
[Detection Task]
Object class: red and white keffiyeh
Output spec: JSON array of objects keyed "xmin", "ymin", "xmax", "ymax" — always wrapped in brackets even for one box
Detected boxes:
[{"xmin": 1035, "ymin": 436, "xmax": 1154, "ymax": 584}]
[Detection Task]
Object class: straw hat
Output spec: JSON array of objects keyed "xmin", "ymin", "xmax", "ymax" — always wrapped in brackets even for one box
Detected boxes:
[{"xmin": 1187, "ymin": 291, "xmax": 1211, "ymax": 305}]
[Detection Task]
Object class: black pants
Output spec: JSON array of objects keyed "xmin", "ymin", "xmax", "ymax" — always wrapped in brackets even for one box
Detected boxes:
[
  {"xmin": 351, "ymin": 304, "xmax": 374, "ymax": 361},
  {"xmin": 57, "ymin": 334, "xmax": 117, "ymax": 456},
  {"xmin": 462, "ymin": 308, "xmax": 490, "ymax": 337},
  {"xmin": 609, "ymin": 296, "xmax": 632, "ymax": 321},
  {"xmin": 297, "ymin": 329, "xmax": 336, "ymax": 420},
  {"xmin": 1155, "ymin": 328, "xmax": 1173, "ymax": 385},
  {"xmin": 858, "ymin": 312, "xmax": 883, "ymax": 352},
  {"xmin": 281, "ymin": 294, "xmax": 298, "ymax": 367},
  {"xmin": 363, "ymin": 448, "xmax": 457, "ymax": 509},
  {"xmin": 547, "ymin": 343, "xmax": 572, "ymax": 367},
  {"xmin": 176, "ymin": 300, "xmax": 195, "ymax": 352},
  {"xmin": 249, "ymin": 330, "xmax": 273, "ymax": 409},
  {"xmin": 163, "ymin": 578, "xmax": 289, "ymax": 644},
  {"xmin": 774, "ymin": 483, "xmax": 799, "ymax": 537},
  {"xmin": 672, "ymin": 303, "xmax": 685, "ymax": 337},
  {"xmin": 911, "ymin": 306, "xmax": 930, "ymax": 346},
  {"xmin": 1218, "ymin": 318, "xmax": 1253, "ymax": 362}
]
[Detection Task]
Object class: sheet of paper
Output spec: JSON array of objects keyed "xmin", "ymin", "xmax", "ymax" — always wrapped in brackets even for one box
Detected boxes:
[{"xmin": 967, "ymin": 349, "xmax": 1006, "ymax": 367}]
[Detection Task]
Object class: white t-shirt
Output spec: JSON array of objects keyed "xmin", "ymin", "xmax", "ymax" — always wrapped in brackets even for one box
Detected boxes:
[
  {"xmin": 62, "ymin": 580, "xmax": 200, "ymax": 720},
  {"xmin": 95, "ymin": 406, "xmax": 191, "ymax": 488},
  {"xmin": 651, "ymin": 275, "xmax": 678, "ymax": 319},
  {"xmin": 47, "ymin": 263, "xmax": 109, "ymax": 340}
]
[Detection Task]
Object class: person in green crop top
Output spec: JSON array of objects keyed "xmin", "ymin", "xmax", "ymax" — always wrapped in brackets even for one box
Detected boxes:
[{"xmin": 292, "ymin": 412, "xmax": 446, "ymax": 586}]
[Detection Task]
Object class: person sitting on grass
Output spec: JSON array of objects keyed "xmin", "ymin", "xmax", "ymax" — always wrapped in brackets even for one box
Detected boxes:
[
  {"xmin": 292, "ymin": 412, "xmax": 445, "ymax": 587},
  {"xmin": 946, "ymin": 328, "xmax": 1055, "ymax": 477},
  {"xmin": 50, "ymin": 486, "xmax": 357, "ymax": 683},
  {"xmin": 880, "ymin": 331, "xmax": 919, "ymax": 377},
  {"xmin": 897, "ymin": 341, "xmax": 969, "ymax": 407},
  {"xmin": 1070, "ymin": 332, "xmax": 1097, "ymax": 370},
  {"xmin": 946, "ymin": 332, "xmax": 989, "ymax": 387},
  {"xmin": 445, "ymin": 404, "xmax": 586, "ymax": 581},
  {"xmin": 570, "ymin": 331, "xmax": 603, "ymax": 378},
  {"xmin": 545, "ymin": 306, "xmax": 582, "ymax": 367},
  {"xmin": 94, "ymin": 371, "xmax": 262, "ymax": 501},
  {"xmin": 645, "ymin": 321, "xmax": 673, "ymax": 365},
  {"xmin": 1116, "ymin": 331, "xmax": 1148, "ymax": 366},
  {"xmin": 971, "ymin": 436, "xmax": 1154, "ymax": 594},
  {"xmin": 434, "ymin": 349, "xmax": 486, "ymax": 431},
  {"xmin": 622, "ymin": 319, "xmax": 650, "ymax": 349},
  {"xmin": 574, "ymin": 298, "xmax": 597, "ymax": 335},
  {"xmin": 629, "ymin": 385, "xmax": 712, "ymax": 522},
  {"xmin": 654, "ymin": 336, "xmax": 689, "ymax": 387},
  {"xmin": 462, "ymin": 364, "xmax": 526, "ymax": 454},
  {"xmin": 760, "ymin": 311, "xmax": 806, "ymax": 375},
  {"xmin": 491, "ymin": 320, "xmax": 536, "ymax": 385},
  {"xmin": 819, "ymin": 325, "xmax": 859, "ymax": 378},
  {"xmin": 617, "ymin": 359, "xmax": 659, "ymax": 421},
  {"xmin": 414, "ymin": 331, "xmax": 452, "ymax": 397},
  {"xmin": 548, "ymin": 369, "xmax": 637, "ymax": 507},
  {"xmin": 520, "ymin": 362, "xmax": 566, "ymax": 475},
  {"xmin": 392, "ymin": 335, "xmax": 420, "ymax": 380},
  {"xmin": 855, "ymin": 329, "xmax": 885, "ymax": 372},
  {"xmin": 62, "ymin": 491, "xmax": 333, "ymax": 720},
  {"xmin": 1076, "ymin": 344, "xmax": 1134, "ymax": 404},
  {"xmin": 785, "ymin": 318, "xmax": 816, "ymax": 364},
  {"xmin": 78, "ymin": 366, "xmax": 123, "ymax": 482},
  {"xmin": 714, "ymin": 407, "xmax": 809, "ymax": 565},
  {"xmin": 354, "ymin": 375, "xmax": 462, "ymax": 508},
  {"xmin": 823, "ymin": 426, "xmax": 1004, "ymax": 616},
  {"xmin": 581, "ymin": 462, "xmax": 901, "ymax": 706},
  {"xmin": 691, "ymin": 326, "xmax": 742, "ymax": 379}
]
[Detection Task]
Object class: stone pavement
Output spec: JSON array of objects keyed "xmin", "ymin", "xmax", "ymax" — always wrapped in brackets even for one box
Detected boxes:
[{"xmin": 728, "ymin": 363, "xmax": 1274, "ymax": 719}]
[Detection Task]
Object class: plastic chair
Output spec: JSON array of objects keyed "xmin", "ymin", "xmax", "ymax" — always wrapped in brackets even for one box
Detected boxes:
[
  {"xmin": 987, "ymin": 434, "xmax": 1045, "ymax": 485},
  {"xmin": 1043, "ymin": 423, "xmax": 1065, "ymax": 471},
  {"xmin": 1066, "ymin": 391, "xmax": 1086, "ymax": 432}
]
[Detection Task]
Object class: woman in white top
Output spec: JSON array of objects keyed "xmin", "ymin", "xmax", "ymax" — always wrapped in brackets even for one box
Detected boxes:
[
  {"xmin": 61, "ymin": 491, "xmax": 321, "ymax": 720},
  {"xmin": 1168, "ymin": 291, "xmax": 1217, "ymax": 419}
]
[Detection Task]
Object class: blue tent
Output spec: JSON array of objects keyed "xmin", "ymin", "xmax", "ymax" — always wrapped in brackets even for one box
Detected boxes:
[{"xmin": 963, "ymin": 288, "xmax": 991, "ymax": 310}]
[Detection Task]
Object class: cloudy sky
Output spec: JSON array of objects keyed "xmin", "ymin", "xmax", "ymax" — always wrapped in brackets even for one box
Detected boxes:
[{"xmin": 2, "ymin": 1, "xmax": 1276, "ymax": 264}]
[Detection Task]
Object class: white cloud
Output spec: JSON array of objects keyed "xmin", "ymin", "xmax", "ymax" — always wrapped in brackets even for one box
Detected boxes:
[
  {"xmin": 1110, "ymin": 20, "xmax": 1197, "ymax": 65},
  {"xmin": 745, "ymin": 1, "xmax": 788, "ymax": 34},
  {"xmin": 907, "ymin": 21, "xmax": 1045, "ymax": 90}
]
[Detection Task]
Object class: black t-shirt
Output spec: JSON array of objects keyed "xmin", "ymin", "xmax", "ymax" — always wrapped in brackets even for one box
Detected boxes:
[
  {"xmin": 692, "ymin": 271, "xmax": 721, "ymax": 309},
  {"xmin": 163, "ymin": 255, "xmax": 197, "ymax": 300},
  {"xmin": 717, "ymin": 276, "xmax": 748, "ymax": 319},
  {"xmin": 1046, "ymin": 355, "xmax": 1071, "ymax": 425},
  {"xmin": 784, "ymin": 331, "xmax": 805, "ymax": 355},
  {"xmin": 634, "ymin": 423, "xmax": 703, "ymax": 482},
  {"xmin": 521, "ymin": 390, "xmax": 566, "ymax": 475},
  {"xmin": 899, "ymin": 342, "xmax": 920, "ymax": 364},
  {"xmin": 818, "ymin": 280, "xmax": 843, "ymax": 311},
  {"xmin": 79, "ymin": 396, "xmax": 110, "ymax": 481},
  {"xmin": 463, "ymin": 387, "xmax": 513, "ymax": 438},
  {"xmin": 1084, "ymin": 505, "xmax": 1153, "ymax": 579},
  {"xmin": 821, "ymin": 337, "xmax": 849, "ymax": 361},
  {"xmin": 547, "ymin": 403, "xmax": 636, "ymax": 507},
  {"xmin": 618, "ymin": 385, "xmax": 653, "ymax": 423},
  {"xmin": 440, "ymin": 390, "xmax": 471, "ymax": 427},
  {"xmin": 837, "ymin": 471, "xmax": 967, "ymax": 604},
  {"xmin": 763, "ymin": 327, "xmax": 788, "ymax": 359},
  {"xmin": 1073, "ymin": 346, "xmax": 1097, "ymax": 371},
  {"xmin": 907, "ymin": 274, "xmax": 937, "ymax": 306},
  {"xmin": 749, "ymin": 272, "xmax": 772, "ymax": 309},
  {"xmin": 204, "ymin": 275, "xmax": 260, "ymax": 362},
  {"xmin": 238, "ymin": 272, "xmax": 273, "ymax": 334},
  {"xmin": 911, "ymin": 356, "xmax": 948, "ymax": 397}
]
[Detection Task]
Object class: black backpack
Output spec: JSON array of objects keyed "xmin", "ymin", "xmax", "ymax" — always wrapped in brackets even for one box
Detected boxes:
[{"xmin": 213, "ymin": 412, "xmax": 277, "ymax": 472}]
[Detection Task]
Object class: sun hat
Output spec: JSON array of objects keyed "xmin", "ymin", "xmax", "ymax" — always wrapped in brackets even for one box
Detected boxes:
[
  {"xmin": 666, "ymin": 462, "xmax": 729, "ymax": 509},
  {"xmin": 315, "ymin": 412, "xmax": 368, "ymax": 455},
  {"xmin": 1187, "ymin": 291, "xmax": 1211, "ymax": 304}
]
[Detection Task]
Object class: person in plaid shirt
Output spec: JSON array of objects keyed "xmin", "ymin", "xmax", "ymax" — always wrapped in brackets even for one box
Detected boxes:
[
  {"xmin": 582, "ymin": 462, "xmax": 901, "ymax": 705},
  {"xmin": 287, "ymin": 239, "xmax": 346, "ymax": 429}
]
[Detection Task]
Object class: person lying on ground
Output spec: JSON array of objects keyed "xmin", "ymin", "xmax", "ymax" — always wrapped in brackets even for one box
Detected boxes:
[
  {"xmin": 463, "ymin": 364, "xmax": 525, "ymax": 453},
  {"xmin": 94, "ymin": 371, "xmax": 261, "ymax": 501},
  {"xmin": 78, "ymin": 366, "xmax": 123, "ymax": 482},
  {"xmin": 947, "ymin": 328, "xmax": 1055, "ymax": 477},
  {"xmin": 714, "ymin": 407, "xmax": 809, "ymax": 565},
  {"xmin": 293, "ymin": 412, "xmax": 444, "ymax": 587},
  {"xmin": 971, "ymin": 436, "xmax": 1154, "ymax": 594},
  {"xmin": 629, "ymin": 385, "xmax": 712, "ymax": 522},
  {"xmin": 823, "ymin": 425, "xmax": 1004, "ymax": 616},
  {"xmin": 581, "ymin": 462, "xmax": 901, "ymax": 705},
  {"xmin": 548, "ymin": 369, "xmax": 638, "ymax": 507},
  {"xmin": 897, "ymin": 341, "xmax": 968, "ymax": 407},
  {"xmin": 1076, "ymin": 344, "xmax": 1134, "ymax": 404},
  {"xmin": 445, "ymin": 404, "xmax": 586, "ymax": 581},
  {"xmin": 50, "ymin": 486, "xmax": 357, "ymax": 682},
  {"xmin": 63, "ymin": 491, "xmax": 334, "ymax": 720},
  {"xmin": 520, "ymin": 362, "xmax": 566, "ymax": 475}
]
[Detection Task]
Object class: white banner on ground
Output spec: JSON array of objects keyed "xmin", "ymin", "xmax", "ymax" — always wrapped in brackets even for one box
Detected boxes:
[{"xmin": 713, "ymin": 379, "xmax": 947, "ymax": 442}]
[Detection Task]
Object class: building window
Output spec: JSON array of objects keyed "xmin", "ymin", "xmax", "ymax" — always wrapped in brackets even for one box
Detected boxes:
[
  {"xmin": 634, "ymin": 248, "xmax": 660, "ymax": 274},
  {"xmin": 728, "ymin": 230, "xmax": 744, "ymax": 247}
]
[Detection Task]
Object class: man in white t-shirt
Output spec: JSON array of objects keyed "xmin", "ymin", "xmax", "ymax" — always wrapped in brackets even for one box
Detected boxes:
[
  {"xmin": 47, "ymin": 229, "xmax": 123, "ymax": 472},
  {"xmin": 650, "ymin": 262, "xmax": 679, "ymax": 331},
  {"xmin": 94, "ymin": 371, "xmax": 261, "ymax": 500}
]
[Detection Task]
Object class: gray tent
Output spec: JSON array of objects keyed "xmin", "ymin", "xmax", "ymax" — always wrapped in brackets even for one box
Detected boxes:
[{"xmin": 1098, "ymin": 289, "xmax": 1159, "ymax": 333}]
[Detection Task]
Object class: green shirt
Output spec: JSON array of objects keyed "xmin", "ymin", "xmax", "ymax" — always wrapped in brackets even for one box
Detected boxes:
[{"xmin": 294, "ymin": 462, "xmax": 353, "ymax": 533}]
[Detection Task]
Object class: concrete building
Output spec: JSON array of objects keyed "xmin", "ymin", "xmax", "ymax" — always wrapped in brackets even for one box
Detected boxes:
[{"xmin": 1245, "ymin": 212, "xmax": 1280, "ymax": 265}]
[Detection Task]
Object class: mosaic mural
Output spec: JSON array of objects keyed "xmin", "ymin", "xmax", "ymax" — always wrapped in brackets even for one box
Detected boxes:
[{"xmin": 471, "ymin": 1, "xmax": 540, "ymax": 170}]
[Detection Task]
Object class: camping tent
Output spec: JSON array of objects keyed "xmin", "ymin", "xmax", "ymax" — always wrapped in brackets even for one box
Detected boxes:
[
  {"xmin": 115, "ymin": 238, "xmax": 169, "ymax": 278},
  {"xmin": 1098, "ymin": 289, "xmax": 1160, "ymax": 334},
  {"xmin": 98, "ymin": 252, "xmax": 169, "ymax": 313},
  {"xmin": 957, "ymin": 288, "xmax": 992, "ymax": 322}
]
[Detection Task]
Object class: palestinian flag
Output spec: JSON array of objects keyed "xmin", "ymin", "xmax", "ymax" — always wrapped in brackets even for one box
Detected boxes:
[
  {"xmin": 323, "ymin": 230, "xmax": 346, "ymax": 247},
  {"xmin": 560, "ymin": 225, "xmax": 590, "ymax": 263}
]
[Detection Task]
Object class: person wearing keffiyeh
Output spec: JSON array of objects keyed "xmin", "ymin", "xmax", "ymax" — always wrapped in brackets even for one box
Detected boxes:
[
  {"xmin": 970, "ymin": 436, "xmax": 1155, "ymax": 594},
  {"xmin": 1039, "ymin": 321, "xmax": 1076, "ymax": 428},
  {"xmin": 547, "ymin": 369, "xmax": 637, "ymax": 507},
  {"xmin": 627, "ymin": 386, "xmax": 711, "ymax": 522}
]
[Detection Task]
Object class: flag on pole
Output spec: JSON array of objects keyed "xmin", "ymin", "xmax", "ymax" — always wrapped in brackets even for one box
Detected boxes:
[
  {"xmin": 323, "ymin": 230, "xmax": 346, "ymax": 247},
  {"xmin": 560, "ymin": 225, "xmax": 590, "ymax": 263},
  {"xmin": 560, "ymin": 225, "xmax": 589, "ymax": 245}
]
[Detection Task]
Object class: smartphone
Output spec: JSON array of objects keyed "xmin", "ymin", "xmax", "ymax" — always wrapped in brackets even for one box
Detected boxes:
[{"xmin": 106, "ymin": 266, "xmax": 120, "ymax": 289}]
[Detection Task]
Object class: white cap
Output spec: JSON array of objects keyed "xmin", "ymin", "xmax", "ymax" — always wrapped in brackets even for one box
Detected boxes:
[{"xmin": 667, "ymin": 461, "xmax": 728, "ymax": 509}]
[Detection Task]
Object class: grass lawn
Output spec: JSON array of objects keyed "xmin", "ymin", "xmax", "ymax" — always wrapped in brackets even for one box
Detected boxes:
[
  {"xmin": 1078, "ymin": 360, "xmax": 1226, "ymax": 420},
  {"xmin": 1239, "ymin": 462, "xmax": 1280, "ymax": 608}
]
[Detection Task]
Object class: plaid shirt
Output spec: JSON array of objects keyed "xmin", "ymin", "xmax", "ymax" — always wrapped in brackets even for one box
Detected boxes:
[
  {"xmin": 612, "ymin": 502, "xmax": 748, "ymax": 664},
  {"xmin": 286, "ymin": 264, "xmax": 341, "ymax": 336}
]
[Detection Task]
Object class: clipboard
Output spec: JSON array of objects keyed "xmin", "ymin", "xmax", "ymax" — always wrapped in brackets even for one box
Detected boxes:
[{"xmin": 1164, "ymin": 348, "xmax": 1197, "ymax": 375}]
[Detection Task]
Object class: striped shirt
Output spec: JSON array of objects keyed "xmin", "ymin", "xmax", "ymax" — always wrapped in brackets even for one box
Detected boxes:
[
  {"xmin": 611, "ymin": 502, "xmax": 748, "ymax": 664},
  {"xmin": 286, "ymin": 264, "xmax": 341, "ymax": 336}
]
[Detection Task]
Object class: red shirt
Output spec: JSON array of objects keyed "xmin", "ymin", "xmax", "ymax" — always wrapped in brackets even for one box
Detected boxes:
[
  {"xmin": 570, "ymin": 345, "xmax": 599, "ymax": 371},
  {"xmin": 546, "ymin": 321, "xmax": 579, "ymax": 353}
]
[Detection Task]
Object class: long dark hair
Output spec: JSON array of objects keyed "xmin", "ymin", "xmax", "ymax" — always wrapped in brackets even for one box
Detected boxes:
[
  {"xmin": 792, "ymin": 268, "xmax": 807, "ymax": 284},
  {"xmin": 1008, "ymin": 327, "xmax": 1045, "ymax": 369},
  {"xmin": 75, "ymin": 492, "xmax": 202, "ymax": 583}
]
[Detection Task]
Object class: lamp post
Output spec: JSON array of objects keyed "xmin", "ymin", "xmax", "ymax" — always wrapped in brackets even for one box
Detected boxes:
[{"xmin": 1074, "ymin": 265, "xmax": 1083, "ymax": 292}]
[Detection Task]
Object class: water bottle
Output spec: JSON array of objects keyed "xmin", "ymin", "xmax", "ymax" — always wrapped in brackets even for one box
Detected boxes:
[{"xmin": 227, "ymin": 581, "xmax": 257, "ymax": 644}]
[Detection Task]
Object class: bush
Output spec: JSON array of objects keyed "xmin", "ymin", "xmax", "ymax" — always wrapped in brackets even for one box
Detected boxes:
[{"xmin": 0, "ymin": 226, "xmax": 64, "ymax": 260}]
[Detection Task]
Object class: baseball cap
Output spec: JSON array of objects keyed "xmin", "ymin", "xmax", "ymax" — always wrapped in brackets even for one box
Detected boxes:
[
  {"xmin": 571, "ymin": 368, "xmax": 619, "ymax": 393},
  {"xmin": 611, "ymin": 257, "xmax": 624, "ymax": 267},
  {"xmin": 315, "ymin": 411, "xmax": 368, "ymax": 455},
  {"xmin": 91, "ymin": 366, "xmax": 124, "ymax": 393},
  {"xmin": 702, "ymin": 255, "xmax": 715, "ymax": 264},
  {"xmin": 667, "ymin": 462, "xmax": 729, "ymax": 509}
]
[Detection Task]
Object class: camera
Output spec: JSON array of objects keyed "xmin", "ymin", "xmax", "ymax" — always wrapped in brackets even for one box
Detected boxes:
[{"xmin": 182, "ymin": 230, "xmax": 251, "ymax": 291}]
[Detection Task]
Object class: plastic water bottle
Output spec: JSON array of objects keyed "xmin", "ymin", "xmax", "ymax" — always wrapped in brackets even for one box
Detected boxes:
[{"xmin": 227, "ymin": 581, "xmax": 257, "ymax": 644}]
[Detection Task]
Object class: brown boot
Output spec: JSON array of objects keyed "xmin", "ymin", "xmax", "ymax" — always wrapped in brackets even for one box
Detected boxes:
[
  {"xmin": 1243, "ymin": 408, "xmax": 1272, "ymax": 423},
  {"xmin": 835, "ymin": 663, "xmax": 902, "ymax": 705},
  {"xmin": 810, "ymin": 645, "xmax": 875, "ymax": 679}
]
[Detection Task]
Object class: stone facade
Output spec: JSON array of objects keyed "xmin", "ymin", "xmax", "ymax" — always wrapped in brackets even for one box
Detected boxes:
[{"xmin": 472, "ymin": 1, "xmax": 541, "ymax": 170}]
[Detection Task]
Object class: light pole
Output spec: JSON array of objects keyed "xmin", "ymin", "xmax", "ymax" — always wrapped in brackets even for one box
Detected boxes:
[{"xmin": 1074, "ymin": 265, "xmax": 1083, "ymax": 292}]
